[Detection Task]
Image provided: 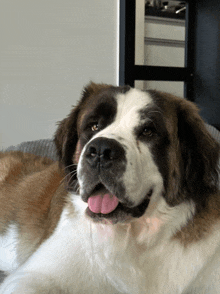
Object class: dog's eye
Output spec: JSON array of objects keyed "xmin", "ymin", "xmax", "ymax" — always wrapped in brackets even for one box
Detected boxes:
[
  {"xmin": 91, "ymin": 123, "xmax": 99, "ymax": 132},
  {"xmin": 141, "ymin": 127, "xmax": 155, "ymax": 137}
]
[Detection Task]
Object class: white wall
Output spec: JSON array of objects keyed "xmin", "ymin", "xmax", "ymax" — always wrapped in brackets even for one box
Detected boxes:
[{"xmin": 0, "ymin": 0, "xmax": 119, "ymax": 149}]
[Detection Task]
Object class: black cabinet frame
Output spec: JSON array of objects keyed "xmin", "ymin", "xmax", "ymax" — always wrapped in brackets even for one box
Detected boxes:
[
  {"xmin": 119, "ymin": 0, "xmax": 196, "ymax": 100},
  {"xmin": 119, "ymin": 0, "xmax": 220, "ymax": 130}
]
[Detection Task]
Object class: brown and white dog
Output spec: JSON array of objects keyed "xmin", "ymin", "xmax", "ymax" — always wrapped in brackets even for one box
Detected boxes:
[{"xmin": 0, "ymin": 83, "xmax": 220, "ymax": 293}]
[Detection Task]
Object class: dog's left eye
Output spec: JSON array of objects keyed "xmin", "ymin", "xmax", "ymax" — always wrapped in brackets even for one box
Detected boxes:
[{"xmin": 141, "ymin": 127, "xmax": 155, "ymax": 138}]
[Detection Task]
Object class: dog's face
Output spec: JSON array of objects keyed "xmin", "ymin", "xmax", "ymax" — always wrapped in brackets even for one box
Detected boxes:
[
  {"xmin": 77, "ymin": 87, "xmax": 170, "ymax": 223},
  {"xmin": 55, "ymin": 83, "xmax": 219, "ymax": 224}
]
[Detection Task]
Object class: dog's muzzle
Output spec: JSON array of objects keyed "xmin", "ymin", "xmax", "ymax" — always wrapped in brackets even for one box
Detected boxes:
[{"xmin": 79, "ymin": 137, "xmax": 152, "ymax": 224}]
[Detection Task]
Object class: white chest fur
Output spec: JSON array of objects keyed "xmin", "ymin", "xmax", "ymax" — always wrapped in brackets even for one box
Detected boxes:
[
  {"xmin": 1, "ymin": 196, "xmax": 220, "ymax": 294},
  {"xmin": 0, "ymin": 224, "xmax": 19, "ymax": 273}
]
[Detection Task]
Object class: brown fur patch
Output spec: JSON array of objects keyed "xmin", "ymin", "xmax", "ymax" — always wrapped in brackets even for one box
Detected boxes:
[
  {"xmin": 0, "ymin": 151, "xmax": 67, "ymax": 262},
  {"xmin": 174, "ymin": 192, "xmax": 220, "ymax": 246},
  {"xmin": 150, "ymin": 91, "xmax": 220, "ymax": 245}
]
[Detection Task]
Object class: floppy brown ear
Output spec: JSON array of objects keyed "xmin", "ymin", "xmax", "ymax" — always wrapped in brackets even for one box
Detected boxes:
[
  {"xmin": 177, "ymin": 99, "xmax": 220, "ymax": 208},
  {"xmin": 54, "ymin": 106, "xmax": 80, "ymax": 191},
  {"xmin": 54, "ymin": 108, "xmax": 80, "ymax": 166}
]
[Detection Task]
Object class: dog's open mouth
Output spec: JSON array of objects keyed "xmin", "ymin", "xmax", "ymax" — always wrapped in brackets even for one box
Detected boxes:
[{"xmin": 85, "ymin": 183, "xmax": 153, "ymax": 224}]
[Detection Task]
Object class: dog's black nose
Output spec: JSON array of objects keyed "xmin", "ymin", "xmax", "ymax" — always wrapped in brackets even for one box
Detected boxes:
[{"xmin": 85, "ymin": 137, "xmax": 125, "ymax": 170}]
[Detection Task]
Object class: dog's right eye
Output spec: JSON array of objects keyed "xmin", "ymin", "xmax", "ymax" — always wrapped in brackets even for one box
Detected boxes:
[{"xmin": 91, "ymin": 123, "xmax": 99, "ymax": 132}]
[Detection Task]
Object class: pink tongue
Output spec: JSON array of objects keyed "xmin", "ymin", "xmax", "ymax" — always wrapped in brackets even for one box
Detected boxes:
[{"xmin": 88, "ymin": 193, "xmax": 119, "ymax": 214}]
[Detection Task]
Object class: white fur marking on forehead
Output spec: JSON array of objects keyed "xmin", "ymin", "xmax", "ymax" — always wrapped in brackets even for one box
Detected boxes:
[
  {"xmin": 91, "ymin": 88, "xmax": 154, "ymax": 140},
  {"xmin": 115, "ymin": 88, "xmax": 153, "ymax": 123}
]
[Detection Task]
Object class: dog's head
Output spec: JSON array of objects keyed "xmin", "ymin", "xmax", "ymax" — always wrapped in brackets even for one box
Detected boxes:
[{"xmin": 54, "ymin": 82, "xmax": 219, "ymax": 224}]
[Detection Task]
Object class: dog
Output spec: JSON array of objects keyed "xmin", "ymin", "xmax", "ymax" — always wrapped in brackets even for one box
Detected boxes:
[{"xmin": 0, "ymin": 82, "xmax": 220, "ymax": 293}]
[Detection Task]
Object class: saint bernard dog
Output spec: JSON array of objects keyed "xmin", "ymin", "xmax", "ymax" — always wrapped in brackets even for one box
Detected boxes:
[{"xmin": 0, "ymin": 82, "xmax": 220, "ymax": 294}]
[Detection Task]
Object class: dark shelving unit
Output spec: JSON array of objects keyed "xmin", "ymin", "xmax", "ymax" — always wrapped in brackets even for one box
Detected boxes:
[{"xmin": 119, "ymin": 0, "xmax": 220, "ymax": 130}]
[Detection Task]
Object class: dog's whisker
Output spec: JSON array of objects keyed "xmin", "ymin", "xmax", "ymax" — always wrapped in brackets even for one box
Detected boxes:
[
  {"xmin": 76, "ymin": 186, "xmax": 80, "ymax": 194},
  {"xmin": 60, "ymin": 170, "xmax": 78, "ymax": 185},
  {"xmin": 64, "ymin": 163, "xmax": 78, "ymax": 170},
  {"xmin": 66, "ymin": 172, "xmax": 78, "ymax": 187},
  {"xmin": 72, "ymin": 181, "xmax": 80, "ymax": 194},
  {"xmin": 81, "ymin": 133, "xmax": 89, "ymax": 141}
]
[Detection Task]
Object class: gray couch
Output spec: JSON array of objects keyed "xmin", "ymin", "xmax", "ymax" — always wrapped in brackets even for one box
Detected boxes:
[{"xmin": 4, "ymin": 139, "xmax": 58, "ymax": 161}]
